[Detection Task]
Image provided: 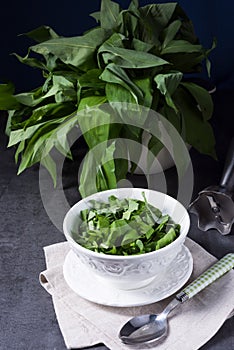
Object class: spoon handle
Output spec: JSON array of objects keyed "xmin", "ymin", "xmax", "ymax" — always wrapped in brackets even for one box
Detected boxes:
[{"xmin": 176, "ymin": 253, "xmax": 234, "ymax": 302}]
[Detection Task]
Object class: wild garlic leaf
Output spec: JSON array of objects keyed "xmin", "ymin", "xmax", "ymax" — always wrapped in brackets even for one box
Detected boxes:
[
  {"xmin": 12, "ymin": 52, "xmax": 47, "ymax": 70},
  {"xmin": 139, "ymin": 3, "xmax": 178, "ymax": 45},
  {"xmin": 31, "ymin": 27, "xmax": 109, "ymax": 69},
  {"xmin": 99, "ymin": 44, "xmax": 169, "ymax": 69},
  {"xmin": 134, "ymin": 77, "xmax": 153, "ymax": 108},
  {"xmin": 161, "ymin": 40, "xmax": 203, "ymax": 55},
  {"xmin": 141, "ymin": 3, "xmax": 178, "ymax": 28},
  {"xmin": 122, "ymin": 199, "xmax": 139, "ymax": 220},
  {"xmin": 128, "ymin": 0, "xmax": 139, "ymax": 11},
  {"xmin": 136, "ymin": 239, "xmax": 144, "ymax": 252},
  {"xmin": 131, "ymin": 38, "xmax": 154, "ymax": 52},
  {"xmin": 14, "ymin": 140, "xmax": 25, "ymax": 163},
  {"xmin": 79, "ymin": 150, "xmax": 98, "ymax": 198},
  {"xmin": 23, "ymin": 102, "xmax": 75, "ymax": 128},
  {"xmin": 99, "ymin": 32, "xmax": 125, "ymax": 50},
  {"xmin": 78, "ymin": 96, "xmax": 107, "ymax": 112},
  {"xmin": 47, "ymin": 75, "xmax": 77, "ymax": 103},
  {"xmin": 158, "ymin": 103, "xmax": 182, "ymax": 137},
  {"xmin": 105, "ymin": 82, "xmax": 136, "ymax": 104},
  {"xmin": 180, "ymin": 82, "xmax": 213, "ymax": 121},
  {"xmin": 16, "ymin": 110, "xmax": 77, "ymax": 174},
  {"xmin": 174, "ymin": 87, "xmax": 216, "ymax": 158},
  {"xmin": 100, "ymin": 63, "xmax": 143, "ymax": 103},
  {"xmin": 147, "ymin": 135, "xmax": 164, "ymax": 171},
  {"xmin": 15, "ymin": 87, "xmax": 45, "ymax": 107},
  {"xmin": 77, "ymin": 106, "xmax": 110, "ymax": 149},
  {"xmin": 90, "ymin": 11, "xmax": 101, "ymax": 23},
  {"xmin": 78, "ymin": 69, "xmax": 105, "ymax": 89},
  {"xmin": 154, "ymin": 71, "xmax": 183, "ymax": 112},
  {"xmin": 96, "ymin": 141, "xmax": 117, "ymax": 191},
  {"xmin": 7, "ymin": 113, "xmax": 72, "ymax": 147},
  {"xmin": 100, "ymin": 0, "xmax": 120, "ymax": 30},
  {"xmin": 121, "ymin": 229, "xmax": 140, "ymax": 246},
  {"xmin": 162, "ymin": 20, "xmax": 182, "ymax": 48},
  {"xmin": 117, "ymin": 9, "xmax": 139, "ymax": 38},
  {"xmin": 156, "ymin": 227, "xmax": 177, "ymax": 250},
  {"xmin": 17, "ymin": 126, "xmax": 55, "ymax": 174},
  {"xmin": 40, "ymin": 153, "xmax": 57, "ymax": 187},
  {"xmin": 22, "ymin": 25, "xmax": 59, "ymax": 43},
  {"xmin": 0, "ymin": 83, "xmax": 21, "ymax": 110},
  {"xmin": 8, "ymin": 123, "xmax": 46, "ymax": 147}
]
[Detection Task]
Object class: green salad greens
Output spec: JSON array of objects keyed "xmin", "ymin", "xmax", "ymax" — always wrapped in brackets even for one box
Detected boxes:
[{"xmin": 72, "ymin": 193, "xmax": 180, "ymax": 255}]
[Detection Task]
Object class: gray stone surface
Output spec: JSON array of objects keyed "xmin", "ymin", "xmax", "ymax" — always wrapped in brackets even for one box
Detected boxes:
[{"xmin": 0, "ymin": 90, "xmax": 234, "ymax": 349}]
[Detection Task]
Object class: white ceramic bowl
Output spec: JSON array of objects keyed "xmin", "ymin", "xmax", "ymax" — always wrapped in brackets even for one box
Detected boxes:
[{"xmin": 63, "ymin": 188, "xmax": 190, "ymax": 290}]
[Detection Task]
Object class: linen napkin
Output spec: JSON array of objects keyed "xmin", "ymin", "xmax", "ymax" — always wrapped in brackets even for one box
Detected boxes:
[{"xmin": 40, "ymin": 238, "xmax": 234, "ymax": 350}]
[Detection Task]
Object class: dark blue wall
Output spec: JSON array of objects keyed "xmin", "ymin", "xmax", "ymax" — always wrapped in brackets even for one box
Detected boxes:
[{"xmin": 1, "ymin": 0, "xmax": 233, "ymax": 92}]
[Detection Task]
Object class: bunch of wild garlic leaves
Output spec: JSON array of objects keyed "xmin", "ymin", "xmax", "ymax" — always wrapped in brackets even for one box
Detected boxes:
[{"xmin": 1, "ymin": 0, "xmax": 215, "ymax": 197}]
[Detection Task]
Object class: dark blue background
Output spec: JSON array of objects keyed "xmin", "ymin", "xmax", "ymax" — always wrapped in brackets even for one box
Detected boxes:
[{"xmin": 1, "ymin": 0, "xmax": 234, "ymax": 92}]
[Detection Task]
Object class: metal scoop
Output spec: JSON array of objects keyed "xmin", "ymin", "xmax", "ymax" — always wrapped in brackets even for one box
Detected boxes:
[
  {"xmin": 189, "ymin": 138, "xmax": 234, "ymax": 235},
  {"xmin": 119, "ymin": 253, "xmax": 234, "ymax": 345}
]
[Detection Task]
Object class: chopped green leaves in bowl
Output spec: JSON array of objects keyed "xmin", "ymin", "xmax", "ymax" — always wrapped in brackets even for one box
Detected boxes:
[
  {"xmin": 72, "ymin": 193, "xmax": 180, "ymax": 255},
  {"xmin": 63, "ymin": 188, "xmax": 190, "ymax": 290}
]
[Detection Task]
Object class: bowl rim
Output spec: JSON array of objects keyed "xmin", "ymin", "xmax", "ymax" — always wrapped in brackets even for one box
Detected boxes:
[{"xmin": 63, "ymin": 188, "xmax": 190, "ymax": 260}]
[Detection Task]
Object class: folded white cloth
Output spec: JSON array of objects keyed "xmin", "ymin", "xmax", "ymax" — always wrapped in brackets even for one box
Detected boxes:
[{"xmin": 40, "ymin": 238, "xmax": 234, "ymax": 350}]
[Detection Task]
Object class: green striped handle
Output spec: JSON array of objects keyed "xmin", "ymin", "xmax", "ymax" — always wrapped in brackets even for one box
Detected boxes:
[{"xmin": 176, "ymin": 253, "xmax": 234, "ymax": 302}]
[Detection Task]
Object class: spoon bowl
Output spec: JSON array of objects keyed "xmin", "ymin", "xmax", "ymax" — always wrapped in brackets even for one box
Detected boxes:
[{"xmin": 119, "ymin": 299, "xmax": 179, "ymax": 345}]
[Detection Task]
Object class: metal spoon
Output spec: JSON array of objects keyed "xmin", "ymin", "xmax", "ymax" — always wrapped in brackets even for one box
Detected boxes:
[{"xmin": 119, "ymin": 253, "xmax": 234, "ymax": 345}]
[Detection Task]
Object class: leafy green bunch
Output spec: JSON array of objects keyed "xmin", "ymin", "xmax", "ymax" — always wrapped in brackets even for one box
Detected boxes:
[{"xmin": 0, "ymin": 0, "xmax": 215, "ymax": 197}]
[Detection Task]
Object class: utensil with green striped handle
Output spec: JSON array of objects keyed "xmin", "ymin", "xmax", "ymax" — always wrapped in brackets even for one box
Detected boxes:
[
  {"xmin": 119, "ymin": 253, "xmax": 234, "ymax": 345},
  {"xmin": 176, "ymin": 253, "xmax": 234, "ymax": 302}
]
